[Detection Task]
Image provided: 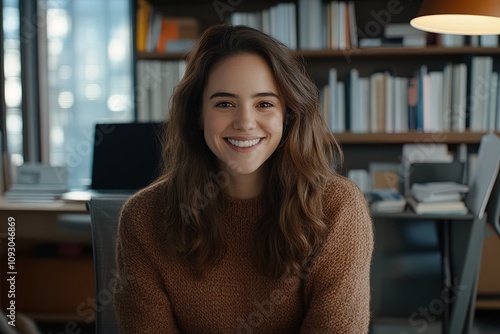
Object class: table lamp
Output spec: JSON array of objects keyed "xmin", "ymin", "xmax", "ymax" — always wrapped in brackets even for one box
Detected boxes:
[{"xmin": 410, "ymin": 0, "xmax": 500, "ymax": 35}]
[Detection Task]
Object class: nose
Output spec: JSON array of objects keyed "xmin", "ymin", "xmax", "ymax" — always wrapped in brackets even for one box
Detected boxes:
[{"xmin": 233, "ymin": 105, "xmax": 256, "ymax": 131}]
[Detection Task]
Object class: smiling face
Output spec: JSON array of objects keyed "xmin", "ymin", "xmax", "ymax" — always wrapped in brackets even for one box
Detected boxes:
[{"xmin": 201, "ymin": 53, "xmax": 285, "ymax": 180}]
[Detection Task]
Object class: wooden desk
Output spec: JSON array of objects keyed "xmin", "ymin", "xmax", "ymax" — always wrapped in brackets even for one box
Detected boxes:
[
  {"xmin": 0, "ymin": 198, "xmax": 90, "ymax": 243},
  {"xmin": 0, "ymin": 198, "xmax": 93, "ymax": 323}
]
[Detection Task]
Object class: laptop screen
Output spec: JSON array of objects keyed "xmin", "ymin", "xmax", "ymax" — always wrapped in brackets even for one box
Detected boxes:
[{"xmin": 90, "ymin": 122, "xmax": 164, "ymax": 190}]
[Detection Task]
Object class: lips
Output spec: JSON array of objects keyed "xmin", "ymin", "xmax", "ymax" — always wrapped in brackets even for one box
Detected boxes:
[{"xmin": 227, "ymin": 138, "xmax": 262, "ymax": 148}]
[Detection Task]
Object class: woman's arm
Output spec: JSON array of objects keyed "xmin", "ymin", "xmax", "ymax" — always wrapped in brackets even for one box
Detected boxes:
[
  {"xmin": 113, "ymin": 197, "xmax": 181, "ymax": 334},
  {"xmin": 300, "ymin": 179, "xmax": 374, "ymax": 333}
]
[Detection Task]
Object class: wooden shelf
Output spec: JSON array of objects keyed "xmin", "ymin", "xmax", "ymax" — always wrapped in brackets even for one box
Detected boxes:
[
  {"xmin": 334, "ymin": 132, "xmax": 499, "ymax": 145},
  {"xmin": 137, "ymin": 46, "xmax": 500, "ymax": 60},
  {"xmin": 300, "ymin": 46, "xmax": 500, "ymax": 58}
]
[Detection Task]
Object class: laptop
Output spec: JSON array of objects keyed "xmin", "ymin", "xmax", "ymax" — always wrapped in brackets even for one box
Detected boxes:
[{"xmin": 61, "ymin": 122, "xmax": 164, "ymax": 202}]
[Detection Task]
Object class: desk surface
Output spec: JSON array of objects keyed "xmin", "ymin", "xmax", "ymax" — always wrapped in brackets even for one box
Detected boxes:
[
  {"xmin": 372, "ymin": 208, "xmax": 475, "ymax": 220},
  {"xmin": 0, "ymin": 197, "xmax": 477, "ymax": 220},
  {"xmin": 0, "ymin": 197, "xmax": 87, "ymax": 213}
]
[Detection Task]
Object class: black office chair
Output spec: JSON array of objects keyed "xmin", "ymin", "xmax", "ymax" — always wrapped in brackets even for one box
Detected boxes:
[{"xmin": 87, "ymin": 197, "xmax": 128, "ymax": 334}]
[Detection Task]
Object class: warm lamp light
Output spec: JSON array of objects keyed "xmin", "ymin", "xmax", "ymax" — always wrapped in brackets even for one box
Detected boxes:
[{"xmin": 410, "ymin": 0, "xmax": 500, "ymax": 35}]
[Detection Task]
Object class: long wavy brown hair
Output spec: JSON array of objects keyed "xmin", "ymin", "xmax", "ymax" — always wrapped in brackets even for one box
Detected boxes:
[{"xmin": 157, "ymin": 24, "xmax": 342, "ymax": 278}]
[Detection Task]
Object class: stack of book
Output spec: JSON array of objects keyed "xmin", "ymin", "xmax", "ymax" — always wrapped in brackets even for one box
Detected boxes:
[
  {"xmin": 407, "ymin": 182, "xmax": 469, "ymax": 215},
  {"xmin": 4, "ymin": 164, "xmax": 68, "ymax": 202},
  {"xmin": 136, "ymin": 0, "xmax": 199, "ymax": 53}
]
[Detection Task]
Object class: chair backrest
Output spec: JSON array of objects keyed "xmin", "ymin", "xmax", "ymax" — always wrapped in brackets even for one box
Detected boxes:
[
  {"xmin": 87, "ymin": 196, "xmax": 128, "ymax": 334},
  {"xmin": 465, "ymin": 133, "xmax": 500, "ymax": 220},
  {"xmin": 486, "ymin": 169, "xmax": 500, "ymax": 237}
]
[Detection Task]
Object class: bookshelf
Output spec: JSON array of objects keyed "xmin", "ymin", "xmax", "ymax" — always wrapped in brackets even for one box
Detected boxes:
[{"xmin": 134, "ymin": 0, "xmax": 500, "ymax": 135}]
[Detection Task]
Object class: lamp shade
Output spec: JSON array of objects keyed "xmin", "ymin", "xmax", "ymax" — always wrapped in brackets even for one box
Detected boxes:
[{"xmin": 410, "ymin": 0, "xmax": 500, "ymax": 35}]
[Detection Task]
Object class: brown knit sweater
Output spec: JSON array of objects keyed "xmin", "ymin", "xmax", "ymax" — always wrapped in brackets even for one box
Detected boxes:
[{"xmin": 114, "ymin": 174, "xmax": 373, "ymax": 333}]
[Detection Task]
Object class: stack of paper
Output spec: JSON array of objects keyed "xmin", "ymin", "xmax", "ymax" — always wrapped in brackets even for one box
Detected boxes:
[
  {"xmin": 411, "ymin": 182, "xmax": 469, "ymax": 202},
  {"xmin": 408, "ymin": 182, "xmax": 469, "ymax": 215}
]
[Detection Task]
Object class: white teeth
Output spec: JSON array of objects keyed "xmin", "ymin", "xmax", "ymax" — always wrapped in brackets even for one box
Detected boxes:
[{"xmin": 228, "ymin": 138, "xmax": 261, "ymax": 148}]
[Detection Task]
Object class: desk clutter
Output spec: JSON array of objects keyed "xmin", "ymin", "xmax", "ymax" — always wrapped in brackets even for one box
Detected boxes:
[
  {"xmin": 350, "ymin": 162, "xmax": 470, "ymax": 215},
  {"xmin": 4, "ymin": 164, "xmax": 68, "ymax": 202},
  {"xmin": 407, "ymin": 182, "xmax": 469, "ymax": 215}
]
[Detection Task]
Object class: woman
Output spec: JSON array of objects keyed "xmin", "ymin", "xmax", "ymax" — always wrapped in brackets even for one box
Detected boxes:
[{"xmin": 114, "ymin": 24, "xmax": 373, "ymax": 333}]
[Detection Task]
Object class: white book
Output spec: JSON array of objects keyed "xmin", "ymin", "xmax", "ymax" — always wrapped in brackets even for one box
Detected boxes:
[
  {"xmin": 247, "ymin": 12, "xmax": 260, "ymax": 30},
  {"xmin": 270, "ymin": 6, "xmax": 279, "ymax": 44},
  {"xmin": 359, "ymin": 78, "xmax": 370, "ymax": 133},
  {"xmin": 349, "ymin": 68, "xmax": 361, "ymax": 132},
  {"xmin": 328, "ymin": 68, "xmax": 338, "ymax": 131},
  {"xmin": 488, "ymin": 72, "xmax": 498, "ymax": 132},
  {"xmin": 385, "ymin": 73, "xmax": 394, "ymax": 133},
  {"xmin": 160, "ymin": 62, "xmax": 170, "ymax": 120},
  {"xmin": 441, "ymin": 34, "xmax": 464, "ymax": 47},
  {"xmin": 321, "ymin": 85, "xmax": 330, "ymax": 127},
  {"xmin": 164, "ymin": 61, "xmax": 179, "ymax": 121},
  {"xmin": 288, "ymin": 3, "xmax": 297, "ymax": 49},
  {"xmin": 452, "ymin": 63, "xmax": 467, "ymax": 132},
  {"xmin": 403, "ymin": 35, "xmax": 427, "ymax": 47},
  {"xmin": 385, "ymin": 23, "xmax": 426, "ymax": 37},
  {"xmin": 282, "ymin": 4, "xmax": 290, "ymax": 47},
  {"xmin": 470, "ymin": 56, "xmax": 493, "ymax": 131},
  {"xmin": 261, "ymin": 9, "xmax": 270, "ymax": 35},
  {"xmin": 442, "ymin": 63, "xmax": 453, "ymax": 131},
  {"xmin": 298, "ymin": 0, "xmax": 308, "ymax": 49},
  {"xmin": 330, "ymin": 1, "xmax": 340, "ymax": 50},
  {"xmin": 150, "ymin": 61, "xmax": 164, "ymax": 121},
  {"xmin": 470, "ymin": 36, "xmax": 480, "ymax": 47},
  {"xmin": 394, "ymin": 77, "xmax": 408, "ymax": 133},
  {"xmin": 429, "ymin": 71, "xmax": 444, "ymax": 132},
  {"xmin": 136, "ymin": 61, "xmax": 151, "ymax": 121},
  {"xmin": 422, "ymin": 72, "xmax": 431, "ymax": 132},
  {"xmin": 480, "ymin": 35, "xmax": 499, "ymax": 47},
  {"xmin": 230, "ymin": 12, "xmax": 244, "ymax": 26},
  {"xmin": 310, "ymin": 0, "xmax": 323, "ymax": 49},
  {"xmin": 299, "ymin": 0, "xmax": 322, "ymax": 49},
  {"xmin": 338, "ymin": 1, "xmax": 346, "ymax": 50},
  {"xmin": 336, "ymin": 82, "xmax": 346, "ymax": 133}
]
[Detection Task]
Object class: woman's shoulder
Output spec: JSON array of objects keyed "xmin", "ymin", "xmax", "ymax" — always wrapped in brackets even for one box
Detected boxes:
[
  {"xmin": 323, "ymin": 173, "xmax": 365, "ymax": 203},
  {"xmin": 322, "ymin": 173, "xmax": 371, "ymax": 222},
  {"xmin": 119, "ymin": 178, "xmax": 169, "ymax": 228}
]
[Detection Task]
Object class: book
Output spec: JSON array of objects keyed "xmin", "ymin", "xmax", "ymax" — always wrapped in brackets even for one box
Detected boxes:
[
  {"xmin": 135, "ymin": 0, "xmax": 151, "ymax": 52},
  {"xmin": 407, "ymin": 197, "xmax": 468, "ymax": 215},
  {"xmin": 156, "ymin": 17, "xmax": 199, "ymax": 52},
  {"xmin": 411, "ymin": 181, "xmax": 469, "ymax": 203},
  {"xmin": 385, "ymin": 23, "xmax": 427, "ymax": 37},
  {"xmin": 366, "ymin": 189, "xmax": 406, "ymax": 213}
]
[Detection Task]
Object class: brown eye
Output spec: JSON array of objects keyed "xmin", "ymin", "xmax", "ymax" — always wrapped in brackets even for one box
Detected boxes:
[
  {"xmin": 215, "ymin": 101, "xmax": 233, "ymax": 108},
  {"xmin": 258, "ymin": 102, "xmax": 273, "ymax": 108}
]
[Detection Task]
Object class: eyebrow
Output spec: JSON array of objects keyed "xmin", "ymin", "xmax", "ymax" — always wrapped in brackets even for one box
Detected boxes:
[{"xmin": 208, "ymin": 91, "xmax": 280, "ymax": 100}]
